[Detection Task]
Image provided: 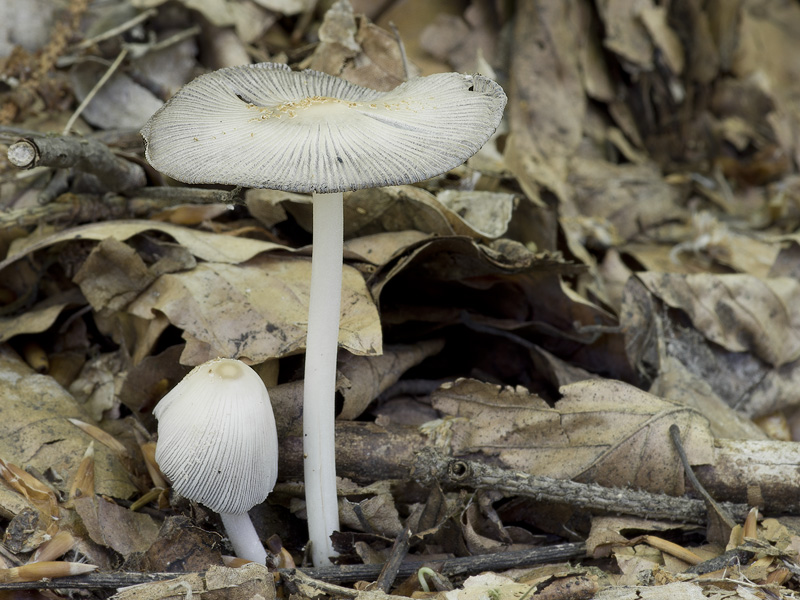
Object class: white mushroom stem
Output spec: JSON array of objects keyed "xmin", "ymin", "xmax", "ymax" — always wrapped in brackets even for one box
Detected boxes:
[
  {"xmin": 220, "ymin": 512, "xmax": 267, "ymax": 564},
  {"xmin": 303, "ymin": 191, "xmax": 343, "ymax": 566}
]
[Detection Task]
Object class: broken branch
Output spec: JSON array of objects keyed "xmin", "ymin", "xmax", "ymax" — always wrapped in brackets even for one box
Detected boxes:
[
  {"xmin": 411, "ymin": 447, "xmax": 750, "ymax": 524},
  {"xmin": 7, "ymin": 135, "xmax": 146, "ymax": 193}
]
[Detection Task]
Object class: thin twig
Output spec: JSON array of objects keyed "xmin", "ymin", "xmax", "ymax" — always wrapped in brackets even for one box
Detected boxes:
[
  {"xmin": 0, "ymin": 543, "xmax": 587, "ymax": 590},
  {"xmin": 375, "ymin": 526, "xmax": 411, "ymax": 592},
  {"xmin": 669, "ymin": 424, "xmax": 738, "ymax": 530},
  {"xmin": 412, "ymin": 447, "xmax": 750, "ymax": 524},
  {"xmin": 71, "ymin": 8, "xmax": 157, "ymax": 51},
  {"xmin": 388, "ymin": 22, "xmax": 409, "ymax": 81}
]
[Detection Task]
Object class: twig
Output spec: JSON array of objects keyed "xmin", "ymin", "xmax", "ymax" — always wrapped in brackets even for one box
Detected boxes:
[
  {"xmin": 412, "ymin": 447, "xmax": 750, "ymax": 524},
  {"xmin": 7, "ymin": 135, "xmax": 146, "ymax": 192},
  {"xmin": 0, "ymin": 195, "xmax": 126, "ymax": 230},
  {"xmin": 0, "ymin": 543, "xmax": 586, "ymax": 591},
  {"xmin": 130, "ymin": 186, "xmax": 246, "ymax": 206},
  {"xmin": 669, "ymin": 424, "xmax": 738, "ymax": 530},
  {"xmin": 375, "ymin": 526, "xmax": 411, "ymax": 592},
  {"xmin": 129, "ymin": 26, "xmax": 202, "ymax": 57},
  {"xmin": 38, "ymin": 168, "xmax": 71, "ymax": 205},
  {"xmin": 388, "ymin": 22, "xmax": 409, "ymax": 81},
  {"xmin": 71, "ymin": 8, "xmax": 157, "ymax": 51},
  {"xmin": 63, "ymin": 47, "xmax": 129, "ymax": 135}
]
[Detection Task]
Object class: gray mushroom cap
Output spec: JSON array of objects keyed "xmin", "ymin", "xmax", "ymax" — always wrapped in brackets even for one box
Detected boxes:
[{"xmin": 140, "ymin": 63, "xmax": 507, "ymax": 194}]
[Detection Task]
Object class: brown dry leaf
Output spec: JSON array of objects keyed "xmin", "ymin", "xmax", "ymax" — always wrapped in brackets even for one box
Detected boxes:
[
  {"xmin": 245, "ymin": 189, "xmax": 302, "ymax": 228},
  {"xmin": 0, "ymin": 288, "xmax": 83, "ymax": 343},
  {"xmin": 637, "ymin": 272, "xmax": 800, "ymax": 367},
  {"xmin": 417, "ymin": 1, "xmax": 501, "ymax": 75},
  {"xmin": 586, "ymin": 515, "xmax": 700, "ymax": 559},
  {"xmin": 596, "ymin": 0, "xmax": 655, "ymax": 70},
  {"xmin": 339, "ymin": 494, "xmax": 403, "ymax": 538},
  {"xmin": 621, "ymin": 275, "xmax": 800, "ymax": 419},
  {"xmin": 435, "ymin": 190, "xmax": 516, "ymax": 240},
  {"xmin": 649, "ymin": 356, "xmax": 767, "ymax": 441},
  {"xmin": 0, "ymin": 460, "xmax": 60, "ymax": 542},
  {"xmin": 149, "ymin": 203, "xmax": 228, "ymax": 226},
  {"xmin": 338, "ymin": 340, "xmax": 444, "ymax": 420},
  {"xmin": 461, "ymin": 500, "xmax": 510, "ymax": 554},
  {"xmin": 111, "ymin": 562, "xmax": 274, "ymax": 600},
  {"xmin": 73, "ymin": 238, "xmax": 155, "ymax": 312},
  {"xmin": 0, "ymin": 346, "xmax": 137, "ymax": 500},
  {"xmin": 638, "ymin": 6, "xmax": 684, "ymax": 75},
  {"xmin": 597, "ymin": 582, "xmax": 706, "ymax": 600},
  {"xmin": 128, "ymin": 254, "xmax": 381, "ymax": 365},
  {"xmin": 343, "ymin": 230, "xmax": 433, "ymax": 267},
  {"xmin": 432, "ymin": 378, "xmax": 713, "ymax": 496},
  {"xmin": 73, "ymin": 494, "xmax": 159, "ymax": 558},
  {"xmin": 124, "ymin": 516, "xmax": 224, "ymax": 573},
  {"xmin": 344, "ymin": 186, "xmax": 455, "ymax": 238},
  {"xmin": 509, "ymin": 2, "xmax": 585, "ymax": 161},
  {"xmin": 68, "ymin": 350, "xmax": 127, "ymax": 421},
  {"xmin": 567, "ymin": 158, "xmax": 687, "ymax": 242},
  {"xmin": 665, "ymin": 214, "xmax": 781, "ymax": 279},
  {"xmin": 370, "ymin": 234, "xmax": 630, "ymax": 382},
  {"xmin": 373, "ymin": 0, "xmax": 460, "ymax": 76},
  {"xmin": 73, "ymin": 237, "xmax": 197, "ymax": 312},
  {"xmin": 304, "ymin": 0, "xmax": 360, "ymax": 77},
  {"xmin": 256, "ymin": 186, "xmax": 460, "ymax": 239},
  {"xmin": 0, "ymin": 220, "xmax": 288, "ymax": 278},
  {"xmin": 0, "ymin": 484, "xmax": 33, "ymax": 521},
  {"xmin": 371, "ymin": 236, "xmax": 584, "ymax": 302},
  {"xmin": 733, "ymin": 3, "xmax": 800, "ymax": 168},
  {"xmin": 612, "ymin": 543, "xmax": 664, "ymax": 586},
  {"xmin": 304, "ymin": 0, "xmax": 406, "ymax": 90}
]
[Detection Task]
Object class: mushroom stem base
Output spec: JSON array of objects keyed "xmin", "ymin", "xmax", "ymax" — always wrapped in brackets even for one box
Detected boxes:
[
  {"xmin": 303, "ymin": 191, "xmax": 343, "ymax": 567},
  {"xmin": 220, "ymin": 512, "xmax": 267, "ymax": 564}
]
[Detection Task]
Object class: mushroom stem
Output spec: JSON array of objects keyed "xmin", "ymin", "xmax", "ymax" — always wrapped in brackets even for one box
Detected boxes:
[
  {"xmin": 303, "ymin": 191, "xmax": 343, "ymax": 566},
  {"xmin": 220, "ymin": 512, "xmax": 267, "ymax": 564}
]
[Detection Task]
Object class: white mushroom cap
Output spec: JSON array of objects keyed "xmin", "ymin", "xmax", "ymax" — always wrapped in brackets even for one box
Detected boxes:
[
  {"xmin": 154, "ymin": 358, "xmax": 279, "ymax": 515},
  {"xmin": 140, "ymin": 63, "xmax": 507, "ymax": 193}
]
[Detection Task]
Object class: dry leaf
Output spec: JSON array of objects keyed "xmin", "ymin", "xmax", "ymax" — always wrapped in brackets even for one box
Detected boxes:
[
  {"xmin": 128, "ymin": 255, "xmax": 381, "ymax": 364},
  {"xmin": 637, "ymin": 272, "xmax": 800, "ymax": 367},
  {"xmin": 432, "ymin": 378, "xmax": 713, "ymax": 496},
  {"xmin": 0, "ymin": 346, "xmax": 137, "ymax": 499},
  {"xmin": 596, "ymin": 0, "xmax": 655, "ymax": 69},
  {"xmin": 0, "ymin": 220, "xmax": 287, "ymax": 271},
  {"xmin": 621, "ymin": 275, "xmax": 800, "ymax": 418},
  {"xmin": 339, "ymin": 494, "xmax": 403, "ymax": 537},
  {"xmin": 338, "ymin": 340, "xmax": 444, "ymax": 420},
  {"xmin": 0, "ymin": 288, "xmax": 84, "ymax": 343},
  {"xmin": 344, "ymin": 186, "xmax": 455, "ymax": 238},
  {"xmin": 567, "ymin": 158, "xmax": 686, "ymax": 242},
  {"xmin": 74, "ymin": 494, "xmax": 160, "ymax": 557},
  {"xmin": 436, "ymin": 190, "xmax": 516, "ymax": 240},
  {"xmin": 343, "ymin": 230, "xmax": 433, "ymax": 266}
]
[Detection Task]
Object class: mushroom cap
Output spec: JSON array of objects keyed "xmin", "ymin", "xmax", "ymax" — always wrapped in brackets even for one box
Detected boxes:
[
  {"xmin": 141, "ymin": 63, "xmax": 507, "ymax": 194},
  {"xmin": 154, "ymin": 358, "xmax": 279, "ymax": 515}
]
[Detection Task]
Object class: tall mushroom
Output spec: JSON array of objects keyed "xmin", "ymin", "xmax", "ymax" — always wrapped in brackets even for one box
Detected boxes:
[
  {"xmin": 141, "ymin": 62, "xmax": 507, "ymax": 565},
  {"xmin": 154, "ymin": 357, "xmax": 278, "ymax": 564}
]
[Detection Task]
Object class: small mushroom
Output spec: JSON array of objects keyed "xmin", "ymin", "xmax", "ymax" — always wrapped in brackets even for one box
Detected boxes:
[
  {"xmin": 141, "ymin": 63, "xmax": 507, "ymax": 565},
  {"xmin": 153, "ymin": 357, "xmax": 278, "ymax": 564}
]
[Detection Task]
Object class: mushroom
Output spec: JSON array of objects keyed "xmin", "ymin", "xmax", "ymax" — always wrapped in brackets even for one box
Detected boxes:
[
  {"xmin": 141, "ymin": 62, "xmax": 507, "ymax": 565},
  {"xmin": 153, "ymin": 357, "xmax": 278, "ymax": 564}
]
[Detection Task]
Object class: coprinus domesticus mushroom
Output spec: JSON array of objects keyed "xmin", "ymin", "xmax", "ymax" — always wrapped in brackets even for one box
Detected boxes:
[{"xmin": 153, "ymin": 358, "xmax": 278, "ymax": 564}]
